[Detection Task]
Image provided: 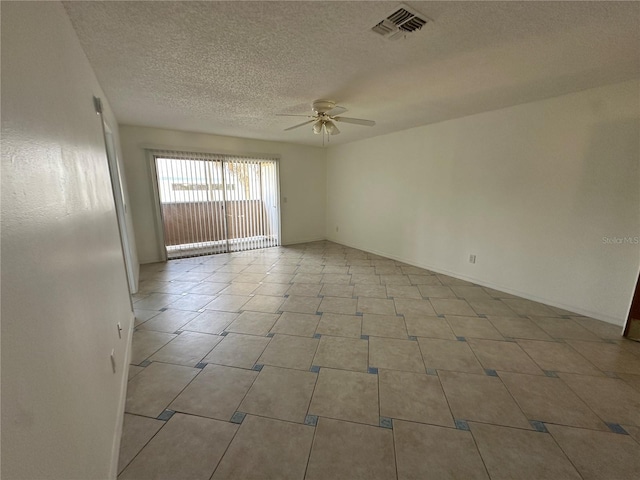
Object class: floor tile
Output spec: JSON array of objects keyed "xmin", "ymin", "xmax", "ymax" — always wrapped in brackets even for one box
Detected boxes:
[
  {"xmin": 169, "ymin": 364, "xmax": 257, "ymax": 420},
  {"xmin": 357, "ymin": 296, "xmax": 397, "ymax": 315},
  {"xmin": 353, "ymin": 286, "xmax": 386, "ymax": 301},
  {"xmin": 530, "ymin": 316, "xmax": 601, "ymax": 341},
  {"xmin": 571, "ymin": 316, "xmax": 624, "ymax": 340},
  {"xmin": 133, "ymin": 293, "xmax": 183, "ymax": 311},
  {"xmin": 467, "ymin": 338, "xmax": 543, "ymax": 375},
  {"xmin": 418, "ymin": 338, "xmax": 484, "ymax": 373},
  {"xmin": 117, "ymin": 414, "xmax": 164, "ymax": 474},
  {"xmin": 181, "ymin": 310, "xmax": 238, "ymax": 335},
  {"xmin": 446, "ymin": 315, "xmax": 504, "ymax": 340},
  {"xmin": 379, "ymin": 274, "xmax": 411, "ymax": 286},
  {"xmin": 404, "ymin": 315, "xmax": 456, "ymax": 339},
  {"xmin": 318, "ymin": 296, "xmax": 358, "ymax": 315},
  {"xmin": 125, "ymin": 362, "xmax": 199, "ymax": 418},
  {"xmin": 439, "ymin": 371, "xmax": 531, "ymax": 429},
  {"xmin": 225, "ymin": 311, "xmax": 279, "ymax": 336},
  {"xmin": 149, "ymin": 332, "xmax": 223, "ymax": 367},
  {"xmin": 203, "ymin": 333, "xmax": 270, "ymax": 369},
  {"xmin": 205, "ymin": 294, "xmax": 250, "ymax": 312},
  {"xmin": 417, "ymin": 285, "xmax": 457, "ymax": 298},
  {"xmin": 252, "ymin": 282, "xmax": 290, "ymax": 296},
  {"xmin": 269, "ymin": 311, "xmax": 319, "ymax": 337},
  {"xmin": 618, "ymin": 372, "xmax": 640, "ymax": 392},
  {"xmin": 168, "ymin": 294, "xmax": 217, "ymax": 312},
  {"xmin": 306, "ymin": 417, "xmax": 396, "ymax": 480},
  {"xmin": 547, "ymin": 424, "xmax": 640, "ymax": 480},
  {"xmin": 450, "ymin": 285, "xmax": 494, "ymax": 301},
  {"xmin": 498, "ymin": 371, "xmax": 607, "ymax": 430},
  {"xmin": 218, "ymin": 282, "xmax": 259, "ymax": 296},
  {"xmin": 126, "ymin": 243, "xmax": 640, "ymax": 480},
  {"xmin": 350, "ymin": 274, "xmax": 382, "ymax": 285},
  {"xmin": 379, "ymin": 369, "xmax": 453, "ymax": 426},
  {"xmin": 486, "ymin": 316, "xmax": 552, "ymax": 340},
  {"xmin": 211, "ymin": 415, "xmax": 314, "ymax": 480},
  {"xmin": 566, "ymin": 339, "xmax": 640, "ymax": 374},
  {"xmin": 322, "ymin": 265, "xmax": 349, "ymax": 274},
  {"xmin": 240, "ymin": 294, "xmax": 284, "ymax": 313},
  {"xmin": 623, "ymin": 424, "xmax": 640, "ymax": 443},
  {"xmin": 119, "ymin": 413, "xmax": 237, "ymax": 480},
  {"xmin": 408, "ymin": 274, "xmax": 442, "ymax": 285},
  {"xmin": 386, "ymin": 285, "xmax": 422, "ymax": 299},
  {"xmin": 257, "ymin": 334, "xmax": 319, "ymax": 370},
  {"xmin": 130, "ymin": 330, "xmax": 177, "ymax": 365},
  {"xmin": 559, "ymin": 373, "xmax": 640, "ymax": 425},
  {"xmin": 349, "ymin": 265, "xmax": 376, "ymax": 275},
  {"xmin": 394, "ymin": 298, "xmax": 436, "ymax": 316},
  {"xmin": 127, "ymin": 365, "xmax": 145, "ymax": 380},
  {"xmin": 315, "ymin": 313, "xmax": 362, "ymax": 338},
  {"xmin": 261, "ymin": 273, "xmax": 295, "ymax": 284},
  {"xmin": 309, "ymin": 368, "xmax": 379, "ymax": 425},
  {"xmin": 467, "ymin": 299, "xmax": 517, "ymax": 316},
  {"xmin": 517, "ymin": 339, "xmax": 602, "ymax": 376},
  {"xmin": 482, "ymin": 287, "xmax": 519, "ymax": 299},
  {"xmin": 137, "ymin": 309, "xmax": 199, "ymax": 334},
  {"xmin": 400, "ymin": 265, "xmax": 432, "ymax": 275},
  {"xmin": 362, "ymin": 313, "xmax": 408, "ymax": 339},
  {"xmin": 292, "ymin": 273, "xmax": 323, "ymax": 284},
  {"xmin": 394, "ymin": 420, "xmax": 489, "ymax": 480},
  {"xmin": 369, "ymin": 336, "xmax": 426, "ymax": 373},
  {"xmin": 280, "ymin": 295, "xmax": 322, "ymax": 314},
  {"xmin": 430, "ymin": 298, "xmax": 477, "ymax": 316},
  {"xmin": 239, "ymin": 366, "xmax": 317, "ymax": 422},
  {"xmin": 232, "ymin": 273, "xmax": 266, "ymax": 283},
  {"xmin": 471, "ymin": 422, "xmax": 581, "ymax": 480},
  {"xmin": 313, "ymin": 335, "xmax": 369, "ymax": 372},
  {"xmin": 501, "ymin": 298, "xmax": 557, "ymax": 316},
  {"xmin": 319, "ymin": 283, "xmax": 354, "ymax": 298},
  {"xmin": 321, "ymin": 273, "xmax": 352, "ymax": 284},
  {"xmin": 134, "ymin": 308, "xmax": 161, "ymax": 323},
  {"xmin": 286, "ymin": 283, "xmax": 322, "ymax": 297},
  {"xmin": 187, "ymin": 282, "xmax": 228, "ymax": 296}
]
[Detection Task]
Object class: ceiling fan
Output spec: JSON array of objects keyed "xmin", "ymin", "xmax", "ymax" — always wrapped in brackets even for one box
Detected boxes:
[{"xmin": 278, "ymin": 100, "xmax": 375, "ymax": 143}]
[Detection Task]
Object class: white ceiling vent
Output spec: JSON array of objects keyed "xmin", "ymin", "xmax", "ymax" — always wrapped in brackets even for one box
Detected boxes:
[{"xmin": 371, "ymin": 4, "xmax": 429, "ymax": 40}]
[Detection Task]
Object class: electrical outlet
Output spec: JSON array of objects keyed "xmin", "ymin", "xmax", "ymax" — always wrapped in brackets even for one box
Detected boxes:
[
  {"xmin": 469, "ymin": 254, "xmax": 476, "ymax": 264},
  {"xmin": 336, "ymin": 226, "xmax": 339, "ymax": 232}
]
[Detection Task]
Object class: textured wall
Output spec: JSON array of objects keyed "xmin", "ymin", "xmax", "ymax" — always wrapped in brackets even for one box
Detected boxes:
[
  {"xmin": 326, "ymin": 80, "xmax": 640, "ymax": 325},
  {"xmin": 1, "ymin": 2, "xmax": 134, "ymax": 478},
  {"xmin": 119, "ymin": 125, "xmax": 326, "ymax": 263}
]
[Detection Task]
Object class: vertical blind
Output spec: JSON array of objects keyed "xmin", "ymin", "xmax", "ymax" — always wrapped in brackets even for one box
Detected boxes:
[{"xmin": 150, "ymin": 149, "xmax": 280, "ymax": 259}]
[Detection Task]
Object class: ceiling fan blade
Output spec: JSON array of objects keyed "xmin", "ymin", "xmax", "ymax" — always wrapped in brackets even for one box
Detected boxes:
[
  {"xmin": 276, "ymin": 113, "xmax": 313, "ymax": 118},
  {"xmin": 284, "ymin": 119, "xmax": 316, "ymax": 131},
  {"xmin": 326, "ymin": 105, "xmax": 347, "ymax": 116},
  {"xmin": 333, "ymin": 116, "xmax": 375, "ymax": 127}
]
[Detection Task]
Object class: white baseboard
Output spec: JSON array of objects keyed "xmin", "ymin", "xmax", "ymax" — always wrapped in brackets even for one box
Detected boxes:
[
  {"xmin": 281, "ymin": 236, "xmax": 327, "ymax": 246},
  {"xmin": 109, "ymin": 311, "xmax": 135, "ymax": 478},
  {"xmin": 326, "ymin": 237, "xmax": 625, "ymax": 327}
]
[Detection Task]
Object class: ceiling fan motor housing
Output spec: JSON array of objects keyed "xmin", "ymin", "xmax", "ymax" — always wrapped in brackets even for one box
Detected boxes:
[{"xmin": 312, "ymin": 100, "xmax": 336, "ymax": 114}]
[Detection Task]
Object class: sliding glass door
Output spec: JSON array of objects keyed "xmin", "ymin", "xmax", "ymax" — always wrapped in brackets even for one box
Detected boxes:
[{"xmin": 152, "ymin": 151, "xmax": 280, "ymax": 259}]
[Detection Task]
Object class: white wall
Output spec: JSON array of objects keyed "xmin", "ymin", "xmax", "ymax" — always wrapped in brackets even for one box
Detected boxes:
[
  {"xmin": 326, "ymin": 80, "xmax": 640, "ymax": 325},
  {"xmin": 119, "ymin": 125, "xmax": 326, "ymax": 263},
  {"xmin": 1, "ymin": 2, "xmax": 134, "ymax": 478}
]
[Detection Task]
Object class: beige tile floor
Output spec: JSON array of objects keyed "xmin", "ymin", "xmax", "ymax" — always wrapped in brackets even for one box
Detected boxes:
[{"xmin": 121, "ymin": 241, "xmax": 640, "ymax": 479}]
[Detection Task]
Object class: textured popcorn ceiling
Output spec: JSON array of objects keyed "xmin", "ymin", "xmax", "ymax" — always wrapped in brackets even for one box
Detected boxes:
[{"xmin": 63, "ymin": 1, "xmax": 640, "ymax": 146}]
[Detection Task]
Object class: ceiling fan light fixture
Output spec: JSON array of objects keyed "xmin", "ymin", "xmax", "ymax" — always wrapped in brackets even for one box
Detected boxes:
[
  {"xmin": 312, "ymin": 121, "xmax": 323, "ymax": 134},
  {"xmin": 325, "ymin": 121, "xmax": 338, "ymax": 135}
]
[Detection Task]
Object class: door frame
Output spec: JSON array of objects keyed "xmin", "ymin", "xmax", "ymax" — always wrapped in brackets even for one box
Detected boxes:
[
  {"xmin": 147, "ymin": 150, "xmax": 281, "ymax": 260},
  {"xmin": 98, "ymin": 111, "xmax": 137, "ymax": 298}
]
